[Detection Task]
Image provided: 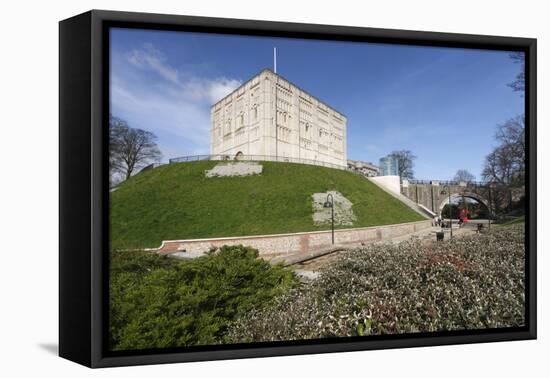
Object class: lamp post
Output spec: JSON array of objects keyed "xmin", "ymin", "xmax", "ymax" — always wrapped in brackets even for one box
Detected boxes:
[
  {"xmin": 323, "ymin": 193, "xmax": 335, "ymax": 245},
  {"xmin": 487, "ymin": 181, "xmax": 493, "ymax": 231},
  {"xmin": 461, "ymin": 191, "xmax": 466, "ymax": 229},
  {"xmin": 440, "ymin": 187, "xmax": 453, "ymax": 240}
]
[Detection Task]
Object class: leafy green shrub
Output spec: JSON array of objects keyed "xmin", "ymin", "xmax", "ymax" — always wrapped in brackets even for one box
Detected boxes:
[
  {"xmin": 227, "ymin": 225, "xmax": 525, "ymax": 342},
  {"xmin": 109, "ymin": 245, "xmax": 296, "ymax": 351}
]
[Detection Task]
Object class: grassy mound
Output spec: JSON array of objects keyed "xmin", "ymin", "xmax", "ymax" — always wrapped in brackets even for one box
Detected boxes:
[
  {"xmin": 499, "ymin": 216, "xmax": 525, "ymax": 226},
  {"xmin": 226, "ymin": 225, "xmax": 526, "ymax": 342},
  {"xmin": 110, "ymin": 161, "xmax": 424, "ymax": 249}
]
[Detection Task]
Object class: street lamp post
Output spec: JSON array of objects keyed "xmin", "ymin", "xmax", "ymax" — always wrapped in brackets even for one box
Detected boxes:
[
  {"xmin": 487, "ymin": 181, "xmax": 493, "ymax": 231},
  {"xmin": 323, "ymin": 193, "xmax": 335, "ymax": 245},
  {"xmin": 461, "ymin": 191, "xmax": 466, "ymax": 229},
  {"xmin": 441, "ymin": 187, "xmax": 453, "ymax": 240}
]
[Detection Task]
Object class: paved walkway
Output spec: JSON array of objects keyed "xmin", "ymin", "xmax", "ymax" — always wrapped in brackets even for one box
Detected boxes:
[{"xmin": 291, "ymin": 222, "xmax": 484, "ymax": 281}]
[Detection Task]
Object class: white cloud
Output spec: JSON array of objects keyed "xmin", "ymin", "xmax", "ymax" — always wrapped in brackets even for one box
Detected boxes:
[
  {"xmin": 126, "ymin": 43, "xmax": 241, "ymax": 102},
  {"xmin": 183, "ymin": 76, "xmax": 242, "ymax": 103},
  {"xmin": 111, "ymin": 43, "xmax": 242, "ymax": 159},
  {"xmin": 110, "ymin": 81, "xmax": 210, "ymax": 146},
  {"xmin": 128, "ymin": 43, "xmax": 180, "ymax": 84}
]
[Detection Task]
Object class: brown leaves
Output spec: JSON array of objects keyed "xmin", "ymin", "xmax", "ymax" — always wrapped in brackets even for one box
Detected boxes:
[{"xmin": 226, "ymin": 225, "xmax": 525, "ymax": 343}]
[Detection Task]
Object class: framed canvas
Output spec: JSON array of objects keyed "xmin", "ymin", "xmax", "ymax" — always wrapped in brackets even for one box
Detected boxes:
[{"xmin": 59, "ymin": 10, "xmax": 537, "ymax": 368}]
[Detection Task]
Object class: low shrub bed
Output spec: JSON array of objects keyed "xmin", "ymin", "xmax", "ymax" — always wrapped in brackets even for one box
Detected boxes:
[
  {"xmin": 109, "ymin": 245, "xmax": 297, "ymax": 351},
  {"xmin": 226, "ymin": 225, "xmax": 525, "ymax": 342}
]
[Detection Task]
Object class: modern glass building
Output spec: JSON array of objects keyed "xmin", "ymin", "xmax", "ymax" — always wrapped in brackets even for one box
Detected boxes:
[{"xmin": 379, "ymin": 155, "xmax": 399, "ymax": 176}]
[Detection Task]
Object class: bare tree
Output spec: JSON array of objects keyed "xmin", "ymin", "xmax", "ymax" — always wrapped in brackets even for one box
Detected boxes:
[
  {"xmin": 482, "ymin": 115, "xmax": 525, "ymax": 186},
  {"xmin": 495, "ymin": 115, "xmax": 525, "ymax": 167},
  {"xmin": 109, "ymin": 115, "xmax": 128, "ymax": 186},
  {"xmin": 479, "ymin": 53, "xmax": 526, "ymax": 213},
  {"xmin": 508, "ymin": 52, "xmax": 525, "ymax": 93},
  {"xmin": 481, "ymin": 144, "xmax": 518, "ymax": 185},
  {"xmin": 481, "ymin": 145, "xmax": 520, "ymax": 213},
  {"xmin": 109, "ymin": 115, "xmax": 162, "ymax": 181},
  {"xmin": 389, "ymin": 150, "xmax": 416, "ymax": 180},
  {"xmin": 453, "ymin": 169, "xmax": 475, "ymax": 183}
]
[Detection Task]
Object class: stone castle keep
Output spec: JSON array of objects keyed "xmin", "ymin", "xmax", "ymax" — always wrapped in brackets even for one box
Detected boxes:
[{"xmin": 210, "ymin": 69, "xmax": 348, "ymax": 167}]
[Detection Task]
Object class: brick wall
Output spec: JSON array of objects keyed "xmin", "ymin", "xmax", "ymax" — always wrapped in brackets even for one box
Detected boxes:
[{"xmin": 155, "ymin": 220, "xmax": 432, "ymax": 257}]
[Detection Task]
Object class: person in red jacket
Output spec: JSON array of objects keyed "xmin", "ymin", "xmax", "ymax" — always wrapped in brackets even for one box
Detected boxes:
[{"xmin": 458, "ymin": 207, "xmax": 469, "ymax": 228}]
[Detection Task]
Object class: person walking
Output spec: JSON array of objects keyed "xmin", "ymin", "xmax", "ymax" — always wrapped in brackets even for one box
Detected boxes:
[{"xmin": 458, "ymin": 207, "xmax": 469, "ymax": 228}]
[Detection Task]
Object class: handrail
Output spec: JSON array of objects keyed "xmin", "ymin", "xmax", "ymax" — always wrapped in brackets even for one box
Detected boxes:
[{"xmin": 168, "ymin": 154, "xmax": 350, "ymax": 171}]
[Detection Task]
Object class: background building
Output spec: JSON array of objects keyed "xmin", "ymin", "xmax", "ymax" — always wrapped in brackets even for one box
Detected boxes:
[
  {"xmin": 379, "ymin": 155, "xmax": 399, "ymax": 176},
  {"xmin": 347, "ymin": 159, "xmax": 379, "ymax": 177},
  {"xmin": 210, "ymin": 69, "xmax": 347, "ymax": 167}
]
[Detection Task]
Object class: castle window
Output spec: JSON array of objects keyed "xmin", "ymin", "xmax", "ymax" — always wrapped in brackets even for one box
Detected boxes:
[{"xmin": 239, "ymin": 113, "xmax": 245, "ymax": 128}]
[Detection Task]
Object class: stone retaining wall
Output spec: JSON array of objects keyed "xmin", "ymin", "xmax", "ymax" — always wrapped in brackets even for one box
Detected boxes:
[{"xmin": 155, "ymin": 220, "xmax": 432, "ymax": 257}]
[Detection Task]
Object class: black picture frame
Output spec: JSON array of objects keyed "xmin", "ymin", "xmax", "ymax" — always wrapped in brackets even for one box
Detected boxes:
[{"xmin": 59, "ymin": 9, "xmax": 537, "ymax": 368}]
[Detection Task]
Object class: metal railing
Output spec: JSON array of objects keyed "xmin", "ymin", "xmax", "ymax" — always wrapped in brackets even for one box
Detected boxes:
[
  {"xmin": 408, "ymin": 179, "xmax": 487, "ymax": 187},
  {"xmin": 169, "ymin": 154, "xmax": 350, "ymax": 171},
  {"xmin": 140, "ymin": 160, "xmax": 495, "ymax": 189}
]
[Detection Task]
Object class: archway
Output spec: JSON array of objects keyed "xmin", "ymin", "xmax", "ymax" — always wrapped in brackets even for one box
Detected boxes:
[
  {"xmin": 234, "ymin": 151, "xmax": 244, "ymax": 160},
  {"xmin": 438, "ymin": 192, "xmax": 492, "ymax": 219}
]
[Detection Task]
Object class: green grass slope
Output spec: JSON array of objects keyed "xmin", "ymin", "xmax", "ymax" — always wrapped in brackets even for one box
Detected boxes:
[
  {"xmin": 110, "ymin": 161, "xmax": 424, "ymax": 249},
  {"xmin": 499, "ymin": 216, "xmax": 525, "ymax": 226}
]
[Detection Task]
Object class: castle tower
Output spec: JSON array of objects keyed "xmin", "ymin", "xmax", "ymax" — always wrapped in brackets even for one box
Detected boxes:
[{"xmin": 210, "ymin": 69, "xmax": 347, "ymax": 167}]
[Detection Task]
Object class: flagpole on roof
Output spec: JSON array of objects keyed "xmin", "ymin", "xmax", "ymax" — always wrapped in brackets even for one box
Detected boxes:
[{"xmin": 274, "ymin": 47, "xmax": 277, "ymax": 74}]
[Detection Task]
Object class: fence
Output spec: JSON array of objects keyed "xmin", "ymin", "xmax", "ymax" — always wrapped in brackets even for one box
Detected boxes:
[
  {"xmin": 168, "ymin": 154, "xmax": 350, "ymax": 171},
  {"xmin": 140, "ymin": 160, "xmax": 492, "ymax": 188},
  {"xmin": 408, "ymin": 179, "xmax": 488, "ymax": 187}
]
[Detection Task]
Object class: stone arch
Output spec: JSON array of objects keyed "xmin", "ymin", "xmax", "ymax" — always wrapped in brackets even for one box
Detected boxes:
[{"xmin": 438, "ymin": 191, "xmax": 492, "ymax": 216}]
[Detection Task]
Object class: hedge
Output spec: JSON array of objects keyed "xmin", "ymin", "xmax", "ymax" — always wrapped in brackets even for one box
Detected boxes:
[{"xmin": 227, "ymin": 225, "xmax": 525, "ymax": 342}]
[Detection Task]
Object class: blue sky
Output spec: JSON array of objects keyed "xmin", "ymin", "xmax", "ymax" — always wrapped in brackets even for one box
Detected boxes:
[{"xmin": 110, "ymin": 28, "xmax": 524, "ymax": 180}]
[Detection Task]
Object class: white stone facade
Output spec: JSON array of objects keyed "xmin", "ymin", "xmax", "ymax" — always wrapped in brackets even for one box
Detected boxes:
[
  {"xmin": 210, "ymin": 69, "xmax": 347, "ymax": 167},
  {"xmin": 370, "ymin": 175, "xmax": 401, "ymax": 196},
  {"xmin": 347, "ymin": 159, "xmax": 380, "ymax": 177}
]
